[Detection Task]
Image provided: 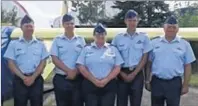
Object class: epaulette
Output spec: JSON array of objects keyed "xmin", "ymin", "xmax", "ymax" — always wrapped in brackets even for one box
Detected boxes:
[
  {"xmin": 12, "ymin": 38, "xmax": 19, "ymax": 41},
  {"xmin": 179, "ymin": 36, "xmax": 188, "ymax": 41},
  {"xmin": 109, "ymin": 44, "xmax": 115, "ymax": 47},
  {"xmin": 36, "ymin": 37, "xmax": 44, "ymax": 41},
  {"xmin": 138, "ymin": 32, "xmax": 147, "ymax": 34},
  {"xmin": 84, "ymin": 44, "xmax": 91, "ymax": 47},
  {"xmin": 151, "ymin": 36, "xmax": 160, "ymax": 40}
]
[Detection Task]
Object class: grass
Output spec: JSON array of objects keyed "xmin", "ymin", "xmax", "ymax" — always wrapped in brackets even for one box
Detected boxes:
[{"xmin": 190, "ymin": 74, "xmax": 198, "ymax": 87}]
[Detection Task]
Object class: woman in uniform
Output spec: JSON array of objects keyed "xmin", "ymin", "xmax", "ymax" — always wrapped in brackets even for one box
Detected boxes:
[{"xmin": 76, "ymin": 24, "xmax": 124, "ymax": 106}]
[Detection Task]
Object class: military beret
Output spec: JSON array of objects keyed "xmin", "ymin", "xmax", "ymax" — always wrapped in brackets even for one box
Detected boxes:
[
  {"xmin": 125, "ymin": 9, "xmax": 138, "ymax": 19},
  {"xmin": 20, "ymin": 15, "xmax": 34, "ymax": 26},
  {"xmin": 165, "ymin": 15, "xmax": 178, "ymax": 24},
  {"xmin": 62, "ymin": 14, "xmax": 74, "ymax": 23},
  {"xmin": 93, "ymin": 23, "xmax": 107, "ymax": 36}
]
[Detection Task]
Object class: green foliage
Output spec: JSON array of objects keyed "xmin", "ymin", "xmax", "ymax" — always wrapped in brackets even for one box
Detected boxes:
[
  {"xmin": 1, "ymin": 3, "xmax": 21, "ymax": 27},
  {"xmin": 173, "ymin": 2, "xmax": 198, "ymax": 27},
  {"xmin": 71, "ymin": 1, "xmax": 105, "ymax": 25},
  {"xmin": 107, "ymin": 1, "xmax": 171, "ymax": 27}
]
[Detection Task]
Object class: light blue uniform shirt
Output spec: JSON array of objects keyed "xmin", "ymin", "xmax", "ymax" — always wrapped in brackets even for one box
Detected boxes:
[
  {"xmin": 50, "ymin": 34, "xmax": 86, "ymax": 75},
  {"xmin": 149, "ymin": 36, "xmax": 196, "ymax": 79},
  {"xmin": 112, "ymin": 32, "xmax": 152, "ymax": 68},
  {"xmin": 76, "ymin": 42, "xmax": 124, "ymax": 79},
  {"xmin": 4, "ymin": 36, "xmax": 49, "ymax": 74}
]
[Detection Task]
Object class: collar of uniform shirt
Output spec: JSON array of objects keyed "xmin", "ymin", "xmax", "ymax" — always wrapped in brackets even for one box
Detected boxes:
[
  {"xmin": 91, "ymin": 42, "xmax": 109, "ymax": 49},
  {"xmin": 160, "ymin": 35, "xmax": 181, "ymax": 43},
  {"xmin": 124, "ymin": 31, "xmax": 138, "ymax": 36},
  {"xmin": 60, "ymin": 34, "xmax": 78, "ymax": 40},
  {"xmin": 19, "ymin": 35, "xmax": 38, "ymax": 43}
]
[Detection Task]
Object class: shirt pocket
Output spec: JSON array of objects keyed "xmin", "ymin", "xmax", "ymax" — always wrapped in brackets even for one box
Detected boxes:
[
  {"xmin": 134, "ymin": 43, "xmax": 144, "ymax": 50},
  {"xmin": 33, "ymin": 49, "xmax": 42, "ymax": 66},
  {"xmin": 117, "ymin": 44, "xmax": 127, "ymax": 51},
  {"xmin": 102, "ymin": 54, "xmax": 115, "ymax": 65},
  {"xmin": 173, "ymin": 48, "xmax": 184, "ymax": 59},
  {"xmin": 75, "ymin": 44, "xmax": 83, "ymax": 53},
  {"xmin": 57, "ymin": 44, "xmax": 68, "ymax": 55},
  {"xmin": 33, "ymin": 49, "xmax": 42, "ymax": 58},
  {"xmin": 15, "ymin": 48, "xmax": 25, "ymax": 56},
  {"xmin": 15, "ymin": 48, "xmax": 26, "ymax": 65}
]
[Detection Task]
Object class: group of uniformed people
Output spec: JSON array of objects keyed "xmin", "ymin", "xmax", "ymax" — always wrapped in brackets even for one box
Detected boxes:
[{"xmin": 4, "ymin": 9, "xmax": 196, "ymax": 106}]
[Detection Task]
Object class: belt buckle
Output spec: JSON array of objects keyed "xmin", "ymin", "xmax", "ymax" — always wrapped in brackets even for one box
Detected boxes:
[{"xmin": 129, "ymin": 66, "xmax": 135, "ymax": 71}]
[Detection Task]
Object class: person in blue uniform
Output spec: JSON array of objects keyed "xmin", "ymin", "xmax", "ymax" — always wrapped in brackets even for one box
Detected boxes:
[
  {"xmin": 112, "ymin": 9, "xmax": 152, "ymax": 106},
  {"xmin": 145, "ymin": 16, "xmax": 196, "ymax": 106},
  {"xmin": 50, "ymin": 14, "xmax": 86, "ymax": 106},
  {"xmin": 76, "ymin": 23, "xmax": 124, "ymax": 106},
  {"xmin": 4, "ymin": 15, "xmax": 49, "ymax": 106}
]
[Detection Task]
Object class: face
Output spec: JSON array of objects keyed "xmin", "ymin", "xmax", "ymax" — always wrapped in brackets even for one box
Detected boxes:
[
  {"xmin": 94, "ymin": 33, "xmax": 106, "ymax": 44},
  {"xmin": 164, "ymin": 24, "xmax": 179, "ymax": 37},
  {"xmin": 21, "ymin": 23, "xmax": 34, "ymax": 36},
  {"xmin": 63, "ymin": 20, "xmax": 75, "ymax": 32},
  {"xmin": 125, "ymin": 17, "xmax": 138, "ymax": 30}
]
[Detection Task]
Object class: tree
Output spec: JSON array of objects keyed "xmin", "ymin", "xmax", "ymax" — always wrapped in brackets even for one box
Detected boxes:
[
  {"xmin": 105, "ymin": 1, "xmax": 171, "ymax": 27},
  {"xmin": 173, "ymin": 2, "xmax": 198, "ymax": 27},
  {"xmin": 71, "ymin": 1, "xmax": 105, "ymax": 25},
  {"xmin": 1, "ymin": 3, "xmax": 21, "ymax": 27}
]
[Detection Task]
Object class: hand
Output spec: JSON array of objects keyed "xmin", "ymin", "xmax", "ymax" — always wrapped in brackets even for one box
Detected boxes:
[
  {"xmin": 181, "ymin": 85, "xmax": 189, "ymax": 95},
  {"xmin": 126, "ymin": 72, "xmax": 137, "ymax": 82},
  {"xmin": 66, "ymin": 70, "xmax": 77, "ymax": 80},
  {"xmin": 145, "ymin": 81, "xmax": 151, "ymax": 92},
  {"xmin": 100, "ymin": 78, "xmax": 110, "ymax": 87},
  {"xmin": 120, "ymin": 72, "xmax": 128, "ymax": 81},
  {"xmin": 93, "ymin": 79, "xmax": 103, "ymax": 88},
  {"xmin": 23, "ymin": 76, "xmax": 36, "ymax": 86}
]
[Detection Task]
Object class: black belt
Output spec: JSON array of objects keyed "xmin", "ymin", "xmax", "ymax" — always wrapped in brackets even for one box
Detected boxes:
[
  {"xmin": 23, "ymin": 73, "xmax": 34, "ymax": 76},
  {"xmin": 55, "ymin": 74, "xmax": 83, "ymax": 81},
  {"xmin": 56, "ymin": 74, "xmax": 67, "ymax": 78},
  {"xmin": 153, "ymin": 75, "xmax": 181, "ymax": 81},
  {"xmin": 121, "ymin": 67, "xmax": 136, "ymax": 71},
  {"xmin": 121, "ymin": 67, "xmax": 136, "ymax": 74}
]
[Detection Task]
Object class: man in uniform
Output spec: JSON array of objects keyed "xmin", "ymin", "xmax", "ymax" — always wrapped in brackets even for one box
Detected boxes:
[
  {"xmin": 145, "ymin": 16, "xmax": 196, "ymax": 106},
  {"xmin": 4, "ymin": 15, "xmax": 49, "ymax": 106},
  {"xmin": 50, "ymin": 14, "xmax": 86, "ymax": 106},
  {"xmin": 112, "ymin": 9, "xmax": 152, "ymax": 106}
]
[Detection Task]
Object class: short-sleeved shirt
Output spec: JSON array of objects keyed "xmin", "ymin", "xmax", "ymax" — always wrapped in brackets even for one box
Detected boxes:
[
  {"xmin": 4, "ymin": 36, "xmax": 49, "ymax": 74},
  {"xmin": 149, "ymin": 36, "xmax": 196, "ymax": 79},
  {"xmin": 50, "ymin": 34, "xmax": 86, "ymax": 75},
  {"xmin": 112, "ymin": 32, "xmax": 152, "ymax": 68},
  {"xmin": 76, "ymin": 42, "xmax": 124, "ymax": 79}
]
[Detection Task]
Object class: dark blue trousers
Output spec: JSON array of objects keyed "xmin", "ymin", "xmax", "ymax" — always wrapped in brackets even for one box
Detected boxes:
[
  {"xmin": 117, "ymin": 70, "xmax": 144, "ymax": 106},
  {"xmin": 82, "ymin": 79, "xmax": 117, "ymax": 106},
  {"xmin": 53, "ymin": 74, "xmax": 83, "ymax": 106},
  {"xmin": 13, "ymin": 75, "xmax": 43, "ymax": 106},
  {"xmin": 151, "ymin": 76, "xmax": 182, "ymax": 106}
]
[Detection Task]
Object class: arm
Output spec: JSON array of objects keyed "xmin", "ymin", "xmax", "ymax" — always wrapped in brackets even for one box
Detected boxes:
[
  {"xmin": 4, "ymin": 41, "xmax": 25, "ymax": 79},
  {"xmin": 181, "ymin": 41, "xmax": 196, "ymax": 95},
  {"xmin": 134, "ymin": 35, "xmax": 152, "ymax": 75},
  {"xmin": 77, "ymin": 64, "xmax": 97, "ymax": 83},
  {"xmin": 32, "ymin": 42, "xmax": 49, "ymax": 78},
  {"xmin": 183, "ymin": 64, "xmax": 192, "ymax": 87},
  {"xmin": 133, "ymin": 53, "xmax": 148, "ymax": 75},
  {"xmin": 145, "ymin": 61, "xmax": 152, "ymax": 82},
  {"xmin": 183, "ymin": 41, "xmax": 196, "ymax": 87},
  {"xmin": 51, "ymin": 55, "xmax": 71, "ymax": 73},
  {"xmin": 106, "ymin": 47, "xmax": 124, "ymax": 81},
  {"xmin": 105, "ymin": 65, "xmax": 121, "ymax": 82},
  {"xmin": 8, "ymin": 59, "xmax": 26, "ymax": 79},
  {"xmin": 50, "ymin": 38, "xmax": 72, "ymax": 73},
  {"xmin": 32, "ymin": 59, "xmax": 47, "ymax": 79}
]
